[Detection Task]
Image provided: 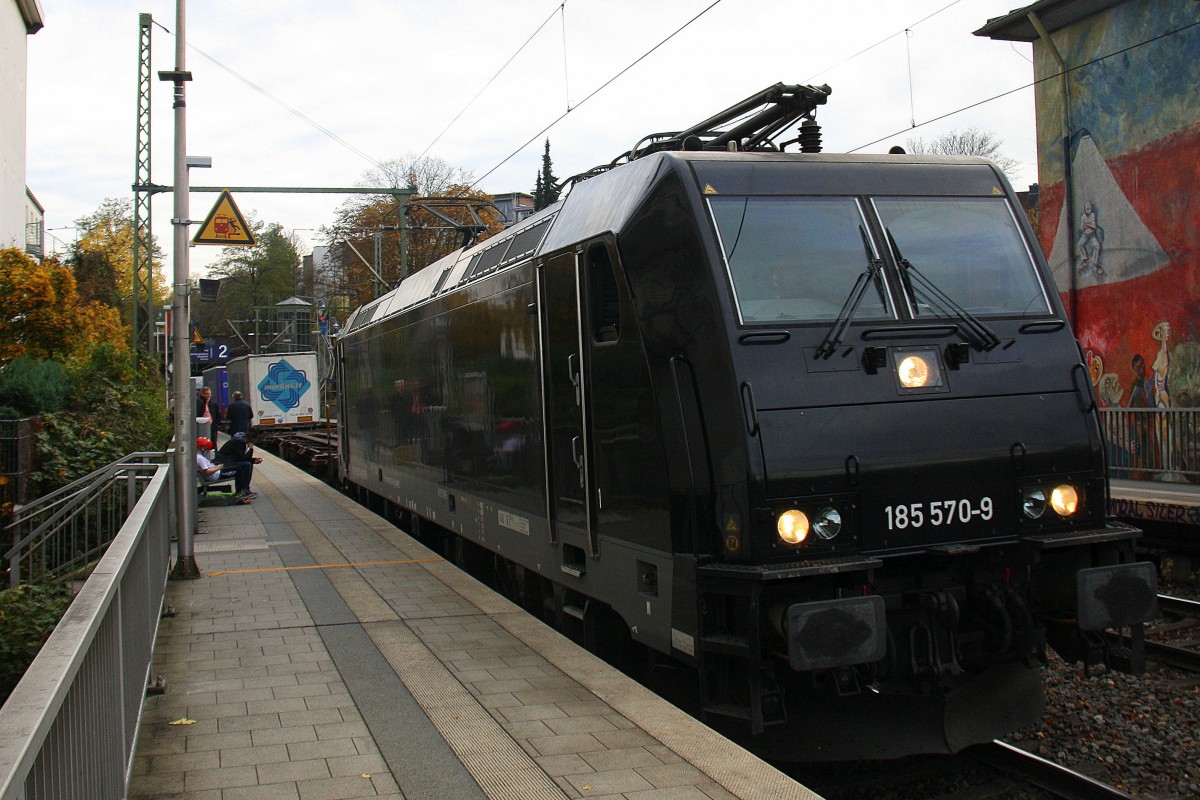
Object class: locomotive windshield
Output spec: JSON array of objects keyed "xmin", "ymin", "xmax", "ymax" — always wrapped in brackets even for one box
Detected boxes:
[
  {"xmin": 873, "ymin": 197, "xmax": 1051, "ymax": 318},
  {"xmin": 712, "ymin": 196, "xmax": 892, "ymax": 324},
  {"xmin": 712, "ymin": 194, "xmax": 1050, "ymax": 325}
]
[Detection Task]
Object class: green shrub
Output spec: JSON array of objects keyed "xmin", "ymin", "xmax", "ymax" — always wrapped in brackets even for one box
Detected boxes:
[
  {"xmin": 32, "ymin": 351, "xmax": 170, "ymax": 493},
  {"xmin": 0, "ymin": 357, "xmax": 69, "ymax": 417},
  {"xmin": 0, "ymin": 581, "xmax": 75, "ymax": 705}
]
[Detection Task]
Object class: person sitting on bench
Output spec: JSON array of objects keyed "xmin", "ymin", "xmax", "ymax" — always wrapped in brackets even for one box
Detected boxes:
[
  {"xmin": 213, "ymin": 430, "xmax": 262, "ymax": 498},
  {"xmin": 196, "ymin": 437, "xmax": 252, "ymax": 501}
]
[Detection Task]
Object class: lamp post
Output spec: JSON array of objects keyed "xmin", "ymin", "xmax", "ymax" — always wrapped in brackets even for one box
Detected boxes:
[{"xmin": 162, "ymin": 0, "xmax": 200, "ymax": 580}]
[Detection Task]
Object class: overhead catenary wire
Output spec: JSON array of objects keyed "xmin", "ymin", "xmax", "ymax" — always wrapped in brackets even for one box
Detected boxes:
[
  {"xmin": 470, "ymin": 0, "xmax": 974, "ymax": 188},
  {"xmin": 152, "ymin": 8, "xmax": 1197, "ymax": 201},
  {"xmin": 415, "ymin": 1, "xmax": 570, "ymax": 164},
  {"xmin": 151, "ymin": 20, "xmax": 387, "ymax": 175},
  {"xmin": 848, "ymin": 18, "xmax": 1200, "ymax": 154},
  {"xmin": 470, "ymin": 0, "xmax": 728, "ymax": 189}
]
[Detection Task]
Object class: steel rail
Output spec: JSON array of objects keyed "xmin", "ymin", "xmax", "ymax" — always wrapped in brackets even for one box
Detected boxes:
[
  {"xmin": 1157, "ymin": 593, "xmax": 1200, "ymax": 617},
  {"xmin": 967, "ymin": 741, "xmax": 1137, "ymax": 800}
]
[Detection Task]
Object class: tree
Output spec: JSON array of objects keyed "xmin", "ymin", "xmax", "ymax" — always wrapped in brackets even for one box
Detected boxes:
[
  {"xmin": 0, "ymin": 248, "xmax": 168, "ymax": 495},
  {"xmin": 322, "ymin": 155, "xmax": 504, "ymax": 311},
  {"xmin": 70, "ymin": 198, "xmax": 168, "ymax": 328},
  {"xmin": 191, "ymin": 220, "xmax": 302, "ymax": 351},
  {"xmin": 533, "ymin": 139, "xmax": 560, "ymax": 211},
  {"xmin": 0, "ymin": 248, "xmax": 127, "ymax": 367},
  {"xmin": 904, "ymin": 128, "xmax": 1020, "ymax": 179}
]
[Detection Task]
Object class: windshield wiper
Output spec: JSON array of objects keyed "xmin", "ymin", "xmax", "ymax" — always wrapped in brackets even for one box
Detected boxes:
[
  {"xmin": 885, "ymin": 228, "xmax": 1000, "ymax": 352},
  {"xmin": 817, "ymin": 226, "xmax": 886, "ymax": 358}
]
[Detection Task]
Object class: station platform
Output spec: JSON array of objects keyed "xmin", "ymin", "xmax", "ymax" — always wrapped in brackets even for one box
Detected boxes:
[
  {"xmin": 129, "ymin": 452, "xmax": 820, "ymax": 799},
  {"xmin": 1110, "ymin": 476, "xmax": 1200, "ymax": 527}
]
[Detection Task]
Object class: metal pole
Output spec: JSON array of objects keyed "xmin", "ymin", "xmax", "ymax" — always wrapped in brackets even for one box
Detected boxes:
[{"xmin": 166, "ymin": 0, "xmax": 199, "ymax": 580}]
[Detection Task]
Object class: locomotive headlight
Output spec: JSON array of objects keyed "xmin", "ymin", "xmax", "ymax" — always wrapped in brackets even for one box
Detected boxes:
[
  {"xmin": 777, "ymin": 509, "xmax": 810, "ymax": 544},
  {"xmin": 1022, "ymin": 488, "xmax": 1047, "ymax": 519},
  {"xmin": 897, "ymin": 355, "xmax": 931, "ymax": 388},
  {"xmin": 812, "ymin": 507, "xmax": 842, "ymax": 540},
  {"xmin": 892, "ymin": 347, "xmax": 945, "ymax": 392},
  {"xmin": 1050, "ymin": 484, "xmax": 1080, "ymax": 517}
]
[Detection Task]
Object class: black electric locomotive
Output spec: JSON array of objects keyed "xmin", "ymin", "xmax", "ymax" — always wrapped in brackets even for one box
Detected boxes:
[{"xmin": 336, "ymin": 84, "xmax": 1157, "ymax": 760}]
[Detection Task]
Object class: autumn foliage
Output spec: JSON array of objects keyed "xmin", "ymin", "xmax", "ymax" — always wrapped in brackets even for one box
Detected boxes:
[{"xmin": 0, "ymin": 247, "xmax": 128, "ymax": 367}]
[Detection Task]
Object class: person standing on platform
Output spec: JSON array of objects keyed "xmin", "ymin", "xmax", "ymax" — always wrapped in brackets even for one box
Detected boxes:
[
  {"xmin": 226, "ymin": 390, "xmax": 255, "ymax": 437},
  {"xmin": 196, "ymin": 387, "xmax": 218, "ymax": 441}
]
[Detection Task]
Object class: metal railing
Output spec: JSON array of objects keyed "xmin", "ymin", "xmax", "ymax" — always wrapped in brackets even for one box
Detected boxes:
[
  {"xmin": 1100, "ymin": 407, "xmax": 1200, "ymax": 480},
  {"xmin": 4, "ymin": 453, "xmax": 167, "ymax": 588},
  {"xmin": 0, "ymin": 457, "xmax": 174, "ymax": 800},
  {"xmin": 0, "ymin": 418, "xmax": 35, "ymax": 520}
]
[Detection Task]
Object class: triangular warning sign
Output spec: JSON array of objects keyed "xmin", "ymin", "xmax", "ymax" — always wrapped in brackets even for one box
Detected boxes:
[{"xmin": 193, "ymin": 190, "xmax": 256, "ymax": 246}]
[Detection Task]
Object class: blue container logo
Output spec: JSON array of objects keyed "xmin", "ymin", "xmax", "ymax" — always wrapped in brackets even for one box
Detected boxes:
[{"xmin": 258, "ymin": 360, "xmax": 311, "ymax": 413}]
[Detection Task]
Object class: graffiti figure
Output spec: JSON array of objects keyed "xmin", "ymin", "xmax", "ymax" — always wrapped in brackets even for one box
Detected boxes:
[
  {"xmin": 1126, "ymin": 354, "xmax": 1157, "ymax": 474},
  {"xmin": 1076, "ymin": 201, "xmax": 1104, "ymax": 276},
  {"xmin": 1151, "ymin": 321, "xmax": 1171, "ymax": 408}
]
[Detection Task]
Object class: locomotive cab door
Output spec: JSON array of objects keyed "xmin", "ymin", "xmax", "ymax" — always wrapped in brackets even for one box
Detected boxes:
[{"xmin": 540, "ymin": 247, "xmax": 599, "ymax": 556}]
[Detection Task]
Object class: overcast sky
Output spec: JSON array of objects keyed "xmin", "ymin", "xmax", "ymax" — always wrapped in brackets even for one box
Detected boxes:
[{"xmin": 26, "ymin": 0, "xmax": 1037, "ymax": 274}]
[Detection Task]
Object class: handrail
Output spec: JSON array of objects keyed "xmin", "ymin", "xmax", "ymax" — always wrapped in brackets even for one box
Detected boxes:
[
  {"xmin": 10, "ymin": 452, "xmax": 165, "ymax": 514},
  {"xmin": 0, "ymin": 461, "xmax": 173, "ymax": 800},
  {"xmin": 1099, "ymin": 407, "xmax": 1200, "ymax": 481},
  {"xmin": 4, "ymin": 452, "xmax": 168, "ymax": 588}
]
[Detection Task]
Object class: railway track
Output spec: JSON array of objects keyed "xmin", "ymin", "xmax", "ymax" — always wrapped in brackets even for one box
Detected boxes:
[
  {"xmin": 966, "ymin": 741, "xmax": 1137, "ymax": 799},
  {"xmin": 1157, "ymin": 593, "xmax": 1200, "ymax": 618},
  {"xmin": 1145, "ymin": 592, "xmax": 1200, "ymax": 672}
]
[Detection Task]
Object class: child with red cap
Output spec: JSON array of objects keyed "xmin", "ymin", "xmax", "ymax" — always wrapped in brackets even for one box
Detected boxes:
[{"xmin": 196, "ymin": 437, "xmax": 252, "ymax": 501}]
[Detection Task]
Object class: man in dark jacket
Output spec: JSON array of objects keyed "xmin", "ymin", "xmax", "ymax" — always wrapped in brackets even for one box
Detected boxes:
[
  {"xmin": 225, "ymin": 390, "xmax": 255, "ymax": 436},
  {"xmin": 214, "ymin": 430, "xmax": 262, "ymax": 499}
]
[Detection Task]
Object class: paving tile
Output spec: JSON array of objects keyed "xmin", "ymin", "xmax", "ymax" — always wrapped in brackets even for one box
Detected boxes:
[
  {"xmin": 250, "ymin": 725, "xmax": 318, "ymax": 747},
  {"xmin": 222, "ymin": 784, "xmax": 302, "ymax": 800},
  {"xmin": 218, "ymin": 712, "xmax": 284, "ymax": 733},
  {"xmin": 222, "ymin": 743, "xmax": 290, "ymax": 767},
  {"xmin": 526, "ymin": 732, "xmax": 608, "ymax": 757},
  {"xmin": 286, "ymin": 737, "xmax": 360, "ymax": 762},
  {"xmin": 256, "ymin": 756, "xmax": 332, "ymax": 785},
  {"xmin": 564, "ymin": 767, "xmax": 655, "ymax": 795},
  {"xmin": 625, "ymin": 787, "xmax": 715, "ymax": 799},
  {"xmin": 326, "ymin": 753, "xmax": 390, "ymax": 778},
  {"xmin": 635, "ymin": 762, "xmax": 711, "ymax": 788},
  {"xmin": 544, "ymin": 715, "xmax": 620, "ymax": 736},
  {"xmin": 295, "ymin": 775, "xmax": 379, "ymax": 800},
  {"xmin": 185, "ymin": 730, "xmax": 253, "ymax": 752},
  {"xmin": 534, "ymin": 752, "xmax": 595, "ymax": 776},
  {"xmin": 183, "ymin": 764, "xmax": 259, "ymax": 791}
]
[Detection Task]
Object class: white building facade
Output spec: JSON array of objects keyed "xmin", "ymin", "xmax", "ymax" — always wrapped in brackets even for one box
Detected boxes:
[{"xmin": 1, "ymin": 0, "xmax": 44, "ymax": 254}]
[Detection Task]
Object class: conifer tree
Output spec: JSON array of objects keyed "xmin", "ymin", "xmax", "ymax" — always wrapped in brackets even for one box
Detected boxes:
[{"xmin": 533, "ymin": 139, "xmax": 560, "ymax": 211}]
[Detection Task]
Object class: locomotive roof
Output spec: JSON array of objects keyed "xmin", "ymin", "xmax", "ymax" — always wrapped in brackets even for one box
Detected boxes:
[{"xmin": 342, "ymin": 151, "xmax": 1006, "ymax": 335}]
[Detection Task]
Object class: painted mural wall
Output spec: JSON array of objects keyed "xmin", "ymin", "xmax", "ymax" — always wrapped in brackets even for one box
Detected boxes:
[{"xmin": 1033, "ymin": 2, "xmax": 1200, "ymax": 416}]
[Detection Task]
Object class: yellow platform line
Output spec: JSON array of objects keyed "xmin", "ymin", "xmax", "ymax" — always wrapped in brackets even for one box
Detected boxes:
[{"xmin": 208, "ymin": 557, "xmax": 444, "ymax": 577}]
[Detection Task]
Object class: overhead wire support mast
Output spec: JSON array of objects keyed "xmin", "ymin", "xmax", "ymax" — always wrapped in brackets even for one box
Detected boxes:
[{"xmin": 133, "ymin": 13, "xmax": 154, "ymax": 359}]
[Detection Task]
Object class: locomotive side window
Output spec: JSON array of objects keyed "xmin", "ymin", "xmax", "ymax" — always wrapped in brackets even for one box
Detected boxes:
[
  {"xmin": 710, "ymin": 196, "xmax": 893, "ymax": 325},
  {"xmin": 873, "ymin": 197, "xmax": 1050, "ymax": 317},
  {"xmin": 587, "ymin": 245, "xmax": 620, "ymax": 344}
]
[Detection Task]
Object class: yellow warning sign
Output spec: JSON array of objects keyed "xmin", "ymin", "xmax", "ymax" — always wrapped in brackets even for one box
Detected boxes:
[{"xmin": 193, "ymin": 190, "xmax": 256, "ymax": 246}]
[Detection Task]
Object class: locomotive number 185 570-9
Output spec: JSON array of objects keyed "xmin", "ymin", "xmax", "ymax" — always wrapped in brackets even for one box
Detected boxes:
[{"xmin": 884, "ymin": 497, "xmax": 994, "ymax": 530}]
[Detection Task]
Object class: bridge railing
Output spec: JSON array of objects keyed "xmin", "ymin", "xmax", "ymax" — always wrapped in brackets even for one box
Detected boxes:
[
  {"xmin": 0, "ymin": 457, "xmax": 174, "ymax": 800},
  {"xmin": 1100, "ymin": 407, "xmax": 1200, "ymax": 480},
  {"xmin": 4, "ymin": 453, "xmax": 167, "ymax": 588}
]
